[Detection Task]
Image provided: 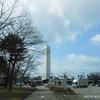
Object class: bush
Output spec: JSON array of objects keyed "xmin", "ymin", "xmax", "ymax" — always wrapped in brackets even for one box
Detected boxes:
[
  {"xmin": 48, "ymin": 86, "xmax": 76, "ymax": 95},
  {"xmin": 48, "ymin": 86, "xmax": 65, "ymax": 92}
]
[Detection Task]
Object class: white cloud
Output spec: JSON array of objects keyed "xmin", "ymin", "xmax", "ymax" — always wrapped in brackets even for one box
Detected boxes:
[
  {"xmin": 64, "ymin": 20, "xmax": 70, "ymax": 27},
  {"xmin": 50, "ymin": 54, "xmax": 100, "ymax": 78},
  {"xmin": 10, "ymin": 0, "xmax": 100, "ymax": 77},
  {"xmin": 91, "ymin": 34, "xmax": 100, "ymax": 45},
  {"xmin": 47, "ymin": 0, "xmax": 63, "ymax": 17},
  {"xmin": 20, "ymin": 0, "xmax": 100, "ymax": 44}
]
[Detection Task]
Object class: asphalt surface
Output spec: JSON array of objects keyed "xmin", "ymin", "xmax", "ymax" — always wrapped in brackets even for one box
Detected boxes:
[
  {"xmin": 23, "ymin": 86, "xmax": 61, "ymax": 100},
  {"xmin": 73, "ymin": 86, "xmax": 100, "ymax": 95},
  {"xmin": 23, "ymin": 86, "xmax": 100, "ymax": 100},
  {"xmin": 72, "ymin": 86, "xmax": 100, "ymax": 100}
]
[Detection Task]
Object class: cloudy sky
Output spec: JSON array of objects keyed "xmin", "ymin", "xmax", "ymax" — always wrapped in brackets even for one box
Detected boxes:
[{"xmin": 20, "ymin": 0, "xmax": 100, "ymax": 78}]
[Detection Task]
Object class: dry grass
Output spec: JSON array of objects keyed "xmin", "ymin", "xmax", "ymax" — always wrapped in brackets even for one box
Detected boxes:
[{"xmin": 0, "ymin": 86, "xmax": 37, "ymax": 100}]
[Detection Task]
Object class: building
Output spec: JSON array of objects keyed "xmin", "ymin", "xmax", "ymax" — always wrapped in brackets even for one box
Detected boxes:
[{"xmin": 42, "ymin": 45, "xmax": 50, "ymax": 80}]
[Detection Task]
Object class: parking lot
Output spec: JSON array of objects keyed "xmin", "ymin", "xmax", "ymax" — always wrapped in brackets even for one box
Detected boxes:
[{"xmin": 72, "ymin": 86, "xmax": 100, "ymax": 100}]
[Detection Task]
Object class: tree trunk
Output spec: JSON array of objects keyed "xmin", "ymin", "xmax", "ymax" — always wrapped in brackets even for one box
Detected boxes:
[{"xmin": 8, "ymin": 79, "xmax": 12, "ymax": 92}]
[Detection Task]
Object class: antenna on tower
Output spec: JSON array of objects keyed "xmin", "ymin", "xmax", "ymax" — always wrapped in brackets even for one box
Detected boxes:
[{"xmin": 51, "ymin": 69, "xmax": 54, "ymax": 79}]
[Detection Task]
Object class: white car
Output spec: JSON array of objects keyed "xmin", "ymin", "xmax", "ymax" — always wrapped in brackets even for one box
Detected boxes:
[
  {"xmin": 96, "ymin": 83, "xmax": 100, "ymax": 87},
  {"xmin": 16, "ymin": 82, "xmax": 23, "ymax": 86}
]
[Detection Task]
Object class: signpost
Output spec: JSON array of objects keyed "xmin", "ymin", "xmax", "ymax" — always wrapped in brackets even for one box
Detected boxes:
[{"xmin": 19, "ymin": 76, "xmax": 23, "ymax": 89}]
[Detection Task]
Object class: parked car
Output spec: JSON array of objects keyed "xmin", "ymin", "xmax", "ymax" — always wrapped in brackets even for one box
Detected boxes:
[
  {"xmin": 66, "ymin": 84, "xmax": 71, "ymax": 89},
  {"xmin": 96, "ymin": 83, "xmax": 100, "ymax": 87},
  {"xmin": 31, "ymin": 84, "xmax": 36, "ymax": 87},
  {"xmin": 89, "ymin": 83, "xmax": 95, "ymax": 86}
]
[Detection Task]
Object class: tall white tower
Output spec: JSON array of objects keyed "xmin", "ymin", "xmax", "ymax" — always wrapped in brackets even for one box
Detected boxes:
[{"xmin": 42, "ymin": 45, "xmax": 50, "ymax": 80}]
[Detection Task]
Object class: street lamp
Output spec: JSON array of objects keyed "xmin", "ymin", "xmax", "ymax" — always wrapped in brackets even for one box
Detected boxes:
[{"xmin": 63, "ymin": 70, "xmax": 67, "ymax": 91}]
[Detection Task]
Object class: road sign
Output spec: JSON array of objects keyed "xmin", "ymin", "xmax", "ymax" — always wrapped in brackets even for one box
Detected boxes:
[{"xmin": 19, "ymin": 80, "xmax": 22, "ymax": 84}]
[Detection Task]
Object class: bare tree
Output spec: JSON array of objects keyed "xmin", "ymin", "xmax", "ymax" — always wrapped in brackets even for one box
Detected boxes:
[
  {"xmin": 14, "ymin": 54, "xmax": 40, "ymax": 89},
  {"xmin": 87, "ymin": 72, "xmax": 100, "ymax": 84},
  {"xmin": 0, "ymin": 0, "xmax": 24, "ymax": 34},
  {"xmin": 0, "ymin": 0, "xmax": 44, "ymax": 91},
  {"xmin": 22, "ymin": 55, "xmax": 39, "ymax": 76}
]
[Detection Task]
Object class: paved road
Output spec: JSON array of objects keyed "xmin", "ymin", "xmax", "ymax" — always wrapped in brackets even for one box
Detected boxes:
[
  {"xmin": 72, "ymin": 86, "xmax": 100, "ymax": 100},
  {"xmin": 73, "ymin": 86, "xmax": 100, "ymax": 95},
  {"xmin": 23, "ymin": 86, "xmax": 100, "ymax": 100},
  {"xmin": 23, "ymin": 86, "xmax": 60, "ymax": 100}
]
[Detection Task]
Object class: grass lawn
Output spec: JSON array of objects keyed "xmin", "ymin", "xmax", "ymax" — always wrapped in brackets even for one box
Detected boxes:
[{"xmin": 0, "ymin": 86, "xmax": 37, "ymax": 100}]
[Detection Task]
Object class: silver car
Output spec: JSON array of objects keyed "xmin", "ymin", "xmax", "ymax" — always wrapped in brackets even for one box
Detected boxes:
[{"xmin": 66, "ymin": 84, "xmax": 71, "ymax": 89}]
